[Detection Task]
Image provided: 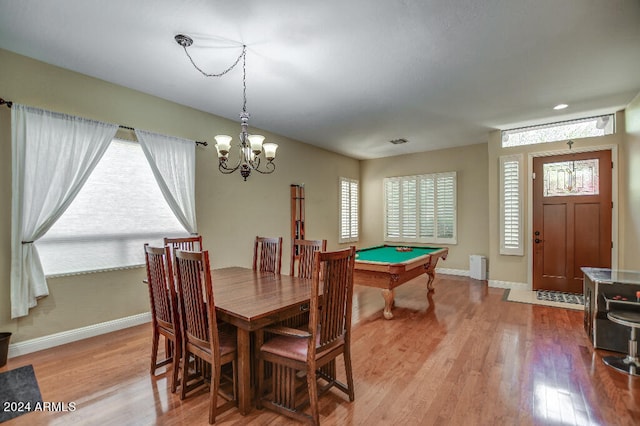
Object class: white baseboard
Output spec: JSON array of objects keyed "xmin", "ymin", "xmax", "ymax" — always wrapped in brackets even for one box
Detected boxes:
[
  {"xmin": 436, "ymin": 267, "xmax": 469, "ymax": 277},
  {"xmin": 488, "ymin": 280, "xmax": 529, "ymax": 291},
  {"xmin": 8, "ymin": 312, "xmax": 152, "ymax": 359},
  {"xmin": 437, "ymin": 269, "xmax": 528, "ymax": 289}
]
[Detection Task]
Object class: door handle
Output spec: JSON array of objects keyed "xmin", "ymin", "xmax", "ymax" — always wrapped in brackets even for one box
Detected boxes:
[{"xmin": 535, "ymin": 238, "xmax": 542, "ymax": 244}]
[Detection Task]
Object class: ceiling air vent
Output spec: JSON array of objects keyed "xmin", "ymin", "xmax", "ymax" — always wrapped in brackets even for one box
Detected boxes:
[{"xmin": 389, "ymin": 138, "xmax": 408, "ymax": 145}]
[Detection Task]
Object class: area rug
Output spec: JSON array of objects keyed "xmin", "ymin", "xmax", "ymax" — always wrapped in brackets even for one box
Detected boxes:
[
  {"xmin": 0, "ymin": 364, "xmax": 43, "ymax": 423},
  {"xmin": 536, "ymin": 290, "xmax": 584, "ymax": 305},
  {"xmin": 503, "ymin": 289, "xmax": 584, "ymax": 311}
]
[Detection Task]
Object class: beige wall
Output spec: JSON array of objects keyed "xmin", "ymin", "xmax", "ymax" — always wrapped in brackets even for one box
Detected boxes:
[
  {"xmin": 2, "ymin": 46, "xmax": 638, "ymax": 345},
  {"xmin": 360, "ymin": 143, "xmax": 490, "ymax": 271},
  {"xmin": 622, "ymin": 93, "xmax": 640, "ymax": 270},
  {"xmin": 487, "ymin": 110, "xmax": 629, "ymax": 286},
  {"xmin": 0, "ymin": 49, "xmax": 359, "ymax": 343}
]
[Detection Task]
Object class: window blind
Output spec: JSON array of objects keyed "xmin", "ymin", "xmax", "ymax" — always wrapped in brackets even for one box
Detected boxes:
[
  {"xmin": 339, "ymin": 177, "xmax": 359, "ymax": 243},
  {"xmin": 500, "ymin": 155, "xmax": 523, "ymax": 255},
  {"xmin": 384, "ymin": 172, "xmax": 457, "ymax": 244},
  {"xmin": 384, "ymin": 179, "xmax": 400, "ymax": 238},
  {"xmin": 37, "ymin": 139, "xmax": 189, "ymax": 275}
]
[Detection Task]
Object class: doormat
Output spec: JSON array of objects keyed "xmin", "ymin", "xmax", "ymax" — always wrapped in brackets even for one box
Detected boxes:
[
  {"xmin": 0, "ymin": 364, "xmax": 43, "ymax": 423},
  {"xmin": 536, "ymin": 290, "xmax": 584, "ymax": 305},
  {"xmin": 503, "ymin": 289, "xmax": 583, "ymax": 311}
]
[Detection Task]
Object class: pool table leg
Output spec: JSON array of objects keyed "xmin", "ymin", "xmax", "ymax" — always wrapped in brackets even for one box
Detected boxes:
[
  {"xmin": 425, "ymin": 260, "xmax": 437, "ymax": 291},
  {"xmin": 426, "ymin": 269, "xmax": 436, "ymax": 291},
  {"xmin": 382, "ymin": 289, "xmax": 395, "ymax": 319}
]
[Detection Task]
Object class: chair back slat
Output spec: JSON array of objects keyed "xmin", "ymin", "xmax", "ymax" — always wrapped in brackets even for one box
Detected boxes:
[
  {"xmin": 309, "ymin": 247, "xmax": 356, "ymax": 354},
  {"xmin": 253, "ymin": 236, "xmax": 283, "ymax": 275},
  {"xmin": 145, "ymin": 244, "xmax": 176, "ymax": 329},
  {"xmin": 174, "ymin": 249, "xmax": 219, "ymax": 352},
  {"xmin": 165, "ymin": 235, "xmax": 203, "ymax": 257},
  {"xmin": 290, "ymin": 239, "xmax": 327, "ymax": 278}
]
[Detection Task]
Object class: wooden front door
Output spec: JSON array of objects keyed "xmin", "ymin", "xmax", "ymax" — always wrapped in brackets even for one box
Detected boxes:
[{"xmin": 532, "ymin": 150, "xmax": 612, "ymax": 293}]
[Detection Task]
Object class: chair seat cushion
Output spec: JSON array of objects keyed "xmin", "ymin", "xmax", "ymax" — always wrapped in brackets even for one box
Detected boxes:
[{"xmin": 260, "ymin": 334, "xmax": 344, "ymax": 362}]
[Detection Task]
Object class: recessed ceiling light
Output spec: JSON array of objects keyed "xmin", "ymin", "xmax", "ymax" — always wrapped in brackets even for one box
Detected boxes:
[{"xmin": 553, "ymin": 104, "xmax": 569, "ymax": 110}]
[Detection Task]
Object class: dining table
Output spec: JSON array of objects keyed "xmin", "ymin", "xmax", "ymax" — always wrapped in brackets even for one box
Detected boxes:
[{"xmin": 211, "ymin": 266, "xmax": 313, "ymax": 415}]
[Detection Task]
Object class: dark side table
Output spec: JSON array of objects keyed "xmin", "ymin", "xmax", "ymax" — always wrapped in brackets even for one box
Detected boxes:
[{"xmin": 582, "ymin": 267, "xmax": 640, "ymax": 353}]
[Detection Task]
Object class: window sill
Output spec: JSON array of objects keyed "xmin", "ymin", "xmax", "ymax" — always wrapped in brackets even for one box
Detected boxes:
[{"xmin": 46, "ymin": 264, "xmax": 145, "ymax": 279}]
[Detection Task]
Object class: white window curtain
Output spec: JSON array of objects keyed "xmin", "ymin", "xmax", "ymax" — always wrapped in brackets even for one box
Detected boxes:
[
  {"xmin": 135, "ymin": 130, "xmax": 197, "ymax": 234},
  {"xmin": 11, "ymin": 105, "xmax": 117, "ymax": 318}
]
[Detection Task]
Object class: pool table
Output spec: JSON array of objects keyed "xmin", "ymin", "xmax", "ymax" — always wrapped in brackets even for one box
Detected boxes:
[{"xmin": 353, "ymin": 245, "xmax": 449, "ymax": 319}]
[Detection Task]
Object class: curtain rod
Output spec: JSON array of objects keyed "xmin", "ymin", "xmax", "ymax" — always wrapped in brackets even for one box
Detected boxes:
[
  {"xmin": 118, "ymin": 125, "xmax": 208, "ymax": 146},
  {"xmin": 1, "ymin": 97, "xmax": 208, "ymax": 147}
]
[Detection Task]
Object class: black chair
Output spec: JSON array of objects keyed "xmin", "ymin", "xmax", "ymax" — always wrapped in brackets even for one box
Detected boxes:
[{"xmin": 603, "ymin": 310, "xmax": 640, "ymax": 376}]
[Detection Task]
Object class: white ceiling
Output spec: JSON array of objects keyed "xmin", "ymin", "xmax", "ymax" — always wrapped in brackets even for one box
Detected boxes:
[{"xmin": 0, "ymin": 0, "xmax": 639, "ymax": 159}]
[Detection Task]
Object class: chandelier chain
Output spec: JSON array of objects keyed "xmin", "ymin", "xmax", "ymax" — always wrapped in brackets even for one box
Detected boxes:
[
  {"xmin": 180, "ymin": 44, "xmax": 246, "ymax": 79},
  {"xmin": 175, "ymin": 34, "xmax": 277, "ymax": 180},
  {"xmin": 242, "ymin": 47, "xmax": 247, "ymax": 113}
]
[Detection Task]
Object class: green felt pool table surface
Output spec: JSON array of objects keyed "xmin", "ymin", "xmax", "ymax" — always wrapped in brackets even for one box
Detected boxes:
[{"xmin": 355, "ymin": 245, "xmax": 442, "ymax": 263}]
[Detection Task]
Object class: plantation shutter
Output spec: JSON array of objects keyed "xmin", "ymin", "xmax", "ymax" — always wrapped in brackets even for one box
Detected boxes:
[
  {"xmin": 436, "ymin": 173, "xmax": 456, "ymax": 239},
  {"xmin": 500, "ymin": 155, "xmax": 523, "ymax": 255},
  {"xmin": 349, "ymin": 180, "xmax": 358, "ymax": 240},
  {"xmin": 384, "ymin": 172, "xmax": 456, "ymax": 244},
  {"xmin": 384, "ymin": 179, "xmax": 401, "ymax": 238},
  {"xmin": 339, "ymin": 177, "xmax": 359, "ymax": 243},
  {"xmin": 419, "ymin": 178, "xmax": 435, "ymax": 238},
  {"xmin": 401, "ymin": 178, "xmax": 418, "ymax": 239}
]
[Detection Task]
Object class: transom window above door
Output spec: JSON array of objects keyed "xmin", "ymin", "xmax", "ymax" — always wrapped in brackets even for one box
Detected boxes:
[{"xmin": 501, "ymin": 114, "xmax": 614, "ymax": 148}]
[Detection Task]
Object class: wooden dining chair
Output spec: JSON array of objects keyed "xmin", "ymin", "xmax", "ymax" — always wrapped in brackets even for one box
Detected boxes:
[
  {"xmin": 257, "ymin": 246, "xmax": 357, "ymax": 425},
  {"xmin": 253, "ymin": 236, "xmax": 283, "ymax": 275},
  {"xmin": 164, "ymin": 235, "xmax": 203, "ymax": 255},
  {"xmin": 174, "ymin": 249, "xmax": 238, "ymax": 424},
  {"xmin": 290, "ymin": 239, "xmax": 327, "ymax": 278},
  {"xmin": 283, "ymin": 238, "xmax": 328, "ymax": 329},
  {"xmin": 165, "ymin": 235, "xmax": 204, "ymax": 280},
  {"xmin": 144, "ymin": 244, "xmax": 181, "ymax": 393}
]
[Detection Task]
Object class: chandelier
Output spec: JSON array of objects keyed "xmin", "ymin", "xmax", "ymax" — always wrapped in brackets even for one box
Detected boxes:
[{"xmin": 175, "ymin": 34, "xmax": 278, "ymax": 181}]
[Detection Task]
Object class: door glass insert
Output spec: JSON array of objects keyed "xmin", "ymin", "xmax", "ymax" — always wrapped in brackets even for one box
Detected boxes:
[{"xmin": 543, "ymin": 159, "xmax": 599, "ymax": 197}]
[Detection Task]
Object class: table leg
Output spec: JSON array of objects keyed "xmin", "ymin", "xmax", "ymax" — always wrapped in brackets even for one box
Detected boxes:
[
  {"xmin": 382, "ymin": 289, "xmax": 394, "ymax": 320},
  {"xmin": 237, "ymin": 328, "xmax": 251, "ymax": 415},
  {"xmin": 425, "ymin": 260, "xmax": 436, "ymax": 291}
]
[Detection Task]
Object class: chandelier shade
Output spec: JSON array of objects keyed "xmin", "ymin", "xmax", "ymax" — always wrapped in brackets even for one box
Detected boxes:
[{"xmin": 175, "ymin": 34, "xmax": 278, "ymax": 181}]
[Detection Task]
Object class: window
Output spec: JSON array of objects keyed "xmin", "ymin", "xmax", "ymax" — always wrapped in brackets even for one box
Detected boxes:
[
  {"xmin": 501, "ymin": 114, "xmax": 614, "ymax": 148},
  {"xmin": 36, "ymin": 139, "xmax": 188, "ymax": 276},
  {"xmin": 543, "ymin": 158, "xmax": 599, "ymax": 197},
  {"xmin": 339, "ymin": 177, "xmax": 359, "ymax": 243},
  {"xmin": 384, "ymin": 172, "xmax": 456, "ymax": 244},
  {"xmin": 500, "ymin": 155, "xmax": 523, "ymax": 255}
]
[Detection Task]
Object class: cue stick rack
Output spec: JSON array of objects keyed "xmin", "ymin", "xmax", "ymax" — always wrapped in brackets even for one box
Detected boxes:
[{"xmin": 291, "ymin": 184, "xmax": 305, "ymax": 256}]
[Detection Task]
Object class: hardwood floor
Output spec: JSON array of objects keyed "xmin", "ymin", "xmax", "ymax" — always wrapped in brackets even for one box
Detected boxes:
[{"xmin": 2, "ymin": 274, "xmax": 640, "ymax": 425}]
